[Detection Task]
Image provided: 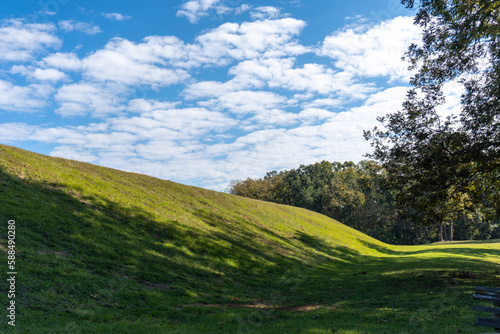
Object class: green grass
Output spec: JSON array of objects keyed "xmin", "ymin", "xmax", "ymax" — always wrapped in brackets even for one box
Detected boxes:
[{"xmin": 0, "ymin": 144, "xmax": 499, "ymax": 333}]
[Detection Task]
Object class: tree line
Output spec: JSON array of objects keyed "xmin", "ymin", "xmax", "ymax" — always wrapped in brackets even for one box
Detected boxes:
[{"xmin": 228, "ymin": 160, "xmax": 500, "ymax": 244}]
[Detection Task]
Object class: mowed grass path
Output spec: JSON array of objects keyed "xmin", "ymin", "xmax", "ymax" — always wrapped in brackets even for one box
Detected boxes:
[{"xmin": 0, "ymin": 144, "xmax": 498, "ymax": 333}]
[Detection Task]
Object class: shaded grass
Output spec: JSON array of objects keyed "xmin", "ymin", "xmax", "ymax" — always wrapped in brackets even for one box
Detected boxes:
[{"xmin": 0, "ymin": 144, "xmax": 499, "ymax": 333}]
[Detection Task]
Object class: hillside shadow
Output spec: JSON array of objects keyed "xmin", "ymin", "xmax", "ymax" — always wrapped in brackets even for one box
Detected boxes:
[
  {"xmin": 359, "ymin": 240, "xmax": 399, "ymax": 255},
  {"xmin": 192, "ymin": 209, "xmax": 362, "ymax": 267},
  {"xmin": 295, "ymin": 231, "xmax": 360, "ymax": 260}
]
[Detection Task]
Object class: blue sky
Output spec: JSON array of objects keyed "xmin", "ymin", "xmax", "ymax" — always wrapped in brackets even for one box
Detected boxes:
[{"xmin": 0, "ymin": 0, "xmax": 453, "ymax": 191}]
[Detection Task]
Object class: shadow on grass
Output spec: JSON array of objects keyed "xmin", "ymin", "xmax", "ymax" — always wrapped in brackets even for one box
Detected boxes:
[
  {"xmin": 294, "ymin": 231, "xmax": 360, "ymax": 260},
  {"xmin": 358, "ymin": 240, "xmax": 399, "ymax": 255}
]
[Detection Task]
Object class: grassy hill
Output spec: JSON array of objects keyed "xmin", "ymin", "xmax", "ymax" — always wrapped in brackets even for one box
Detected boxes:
[{"xmin": 0, "ymin": 144, "xmax": 499, "ymax": 333}]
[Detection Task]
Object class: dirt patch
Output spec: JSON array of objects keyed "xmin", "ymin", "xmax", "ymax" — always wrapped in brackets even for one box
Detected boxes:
[
  {"xmin": 186, "ymin": 303, "xmax": 337, "ymax": 312},
  {"xmin": 15, "ymin": 171, "xmax": 26, "ymax": 180}
]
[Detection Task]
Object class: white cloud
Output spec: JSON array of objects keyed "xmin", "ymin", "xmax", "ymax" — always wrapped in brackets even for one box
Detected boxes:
[
  {"xmin": 303, "ymin": 98, "xmax": 342, "ymax": 109},
  {"xmin": 41, "ymin": 11, "xmax": 57, "ymax": 16},
  {"xmin": 50, "ymin": 145, "xmax": 99, "ymax": 163},
  {"xmin": 186, "ymin": 57, "xmax": 373, "ymax": 101},
  {"xmin": 135, "ymin": 140, "xmax": 203, "ymax": 161},
  {"xmin": 194, "ymin": 18, "xmax": 308, "ymax": 63},
  {"xmin": 299, "ymin": 108, "xmax": 336, "ymax": 120},
  {"xmin": 11, "ymin": 65, "xmax": 68, "ymax": 82},
  {"xmin": 78, "ymin": 18, "xmax": 307, "ymax": 88},
  {"xmin": 30, "ymin": 127, "xmax": 87, "ymax": 145},
  {"xmin": 82, "ymin": 37, "xmax": 189, "ymax": 86},
  {"xmin": 183, "ymin": 79, "xmax": 258, "ymax": 99},
  {"xmin": 200, "ymin": 90, "xmax": 286, "ymax": 115},
  {"xmin": 230, "ymin": 58, "xmax": 369, "ymax": 96},
  {"xmin": 319, "ymin": 16, "xmax": 421, "ymax": 80},
  {"xmin": 41, "ymin": 52, "xmax": 83, "ymax": 71},
  {"xmin": 26, "ymin": 123, "xmax": 138, "ymax": 152},
  {"xmin": 55, "ymin": 82, "xmax": 129, "ymax": 117},
  {"xmin": 57, "ymin": 20, "xmax": 74, "ymax": 32},
  {"xmin": 436, "ymin": 80, "xmax": 464, "ymax": 119},
  {"xmin": 176, "ymin": 2, "xmax": 286, "ymax": 24},
  {"xmin": 0, "ymin": 19, "xmax": 61, "ymax": 61},
  {"xmin": 141, "ymin": 107, "xmax": 237, "ymax": 135},
  {"xmin": 0, "ymin": 123, "xmax": 39, "ymax": 141},
  {"xmin": 250, "ymin": 6, "xmax": 283, "ymax": 20},
  {"xmin": 246, "ymin": 108, "xmax": 334, "ymax": 128},
  {"xmin": 248, "ymin": 109, "xmax": 300, "ymax": 127},
  {"xmin": 32, "ymin": 68, "xmax": 68, "ymax": 81},
  {"xmin": 127, "ymin": 99, "xmax": 180, "ymax": 113},
  {"xmin": 177, "ymin": 0, "xmax": 228, "ymax": 23},
  {"xmin": 58, "ymin": 20, "xmax": 102, "ymax": 35},
  {"xmin": 0, "ymin": 80, "xmax": 52, "ymax": 112},
  {"xmin": 235, "ymin": 4, "xmax": 251, "ymax": 15},
  {"xmin": 102, "ymin": 12, "xmax": 131, "ymax": 21}
]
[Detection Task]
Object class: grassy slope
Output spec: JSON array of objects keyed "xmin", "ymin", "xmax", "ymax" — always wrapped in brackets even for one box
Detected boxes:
[{"xmin": 0, "ymin": 144, "xmax": 499, "ymax": 333}]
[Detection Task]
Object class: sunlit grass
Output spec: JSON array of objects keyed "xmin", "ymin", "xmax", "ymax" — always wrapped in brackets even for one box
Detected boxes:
[{"xmin": 0, "ymin": 144, "xmax": 499, "ymax": 333}]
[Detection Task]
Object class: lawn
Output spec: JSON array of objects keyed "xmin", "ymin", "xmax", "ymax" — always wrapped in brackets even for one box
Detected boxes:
[{"xmin": 0, "ymin": 144, "xmax": 499, "ymax": 333}]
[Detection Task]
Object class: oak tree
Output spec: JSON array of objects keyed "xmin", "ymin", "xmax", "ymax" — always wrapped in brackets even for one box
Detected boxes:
[{"xmin": 365, "ymin": 0, "xmax": 500, "ymax": 237}]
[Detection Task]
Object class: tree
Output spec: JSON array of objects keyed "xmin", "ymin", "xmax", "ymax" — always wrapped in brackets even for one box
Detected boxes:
[
  {"xmin": 228, "ymin": 177, "xmax": 272, "ymax": 201},
  {"xmin": 365, "ymin": 0, "xmax": 500, "ymax": 236},
  {"xmin": 281, "ymin": 161, "xmax": 337, "ymax": 213}
]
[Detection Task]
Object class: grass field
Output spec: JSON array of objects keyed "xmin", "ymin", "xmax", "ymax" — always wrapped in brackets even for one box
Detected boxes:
[{"xmin": 0, "ymin": 144, "xmax": 499, "ymax": 333}]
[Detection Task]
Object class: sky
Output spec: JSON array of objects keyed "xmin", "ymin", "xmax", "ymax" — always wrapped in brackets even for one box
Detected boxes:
[{"xmin": 0, "ymin": 0, "xmax": 456, "ymax": 191}]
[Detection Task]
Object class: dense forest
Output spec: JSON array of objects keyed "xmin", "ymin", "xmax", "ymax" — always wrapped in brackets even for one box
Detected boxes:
[{"xmin": 228, "ymin": 161, "xmax": 500, "ymax": 244}]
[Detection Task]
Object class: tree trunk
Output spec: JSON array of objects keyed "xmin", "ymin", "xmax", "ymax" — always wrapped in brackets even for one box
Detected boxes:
[
  {"xmin": 438, "ymin": 223, "xmax": 444, "ymax": 242},
  {"xmin": 443, "ymin": 222, "xmax": 448, "ymax": 241},
  {"xmin": 449, "ymin": 222, "xmax": 453, "ymax": 242}
]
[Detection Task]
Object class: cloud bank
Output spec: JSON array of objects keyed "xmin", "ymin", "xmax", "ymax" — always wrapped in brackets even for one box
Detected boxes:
[{"xmin": 0, "ymin": 10, "xmax": 443, "ymax": 191}]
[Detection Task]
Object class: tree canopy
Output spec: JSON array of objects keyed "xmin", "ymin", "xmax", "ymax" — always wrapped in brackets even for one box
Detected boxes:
[{"xmin": 365, "ymin": 0, "xmax": 500, "ymax": 228}]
